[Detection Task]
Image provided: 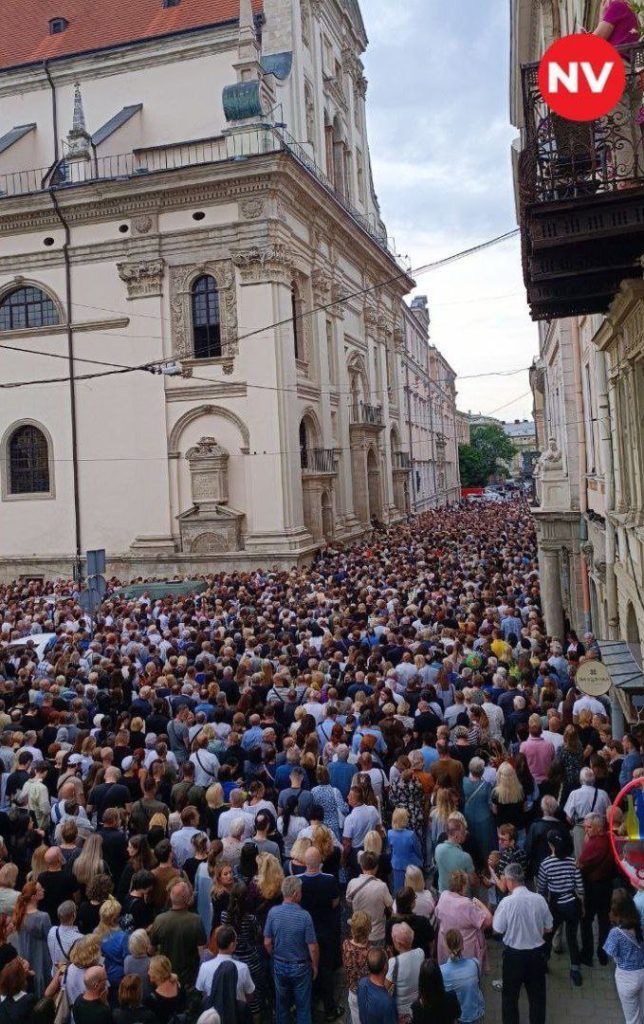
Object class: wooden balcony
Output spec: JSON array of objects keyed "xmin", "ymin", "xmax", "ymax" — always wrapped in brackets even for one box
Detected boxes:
[{"xmin": 518, "ymin": 45, "xmax": 644, "ymax": 320}]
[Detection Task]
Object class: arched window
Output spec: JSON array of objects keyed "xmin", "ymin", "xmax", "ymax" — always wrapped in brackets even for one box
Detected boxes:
[
  {"xmin": 0, "ymin": 287, "xmax": 59, "ymax": 331},
  {"xmin": 8, "ymin": 425, "xmax": 50, "ymax": 495},
  {"xmin": 191, "ymin": 275, "xmax": 221, "ymax": 359}
]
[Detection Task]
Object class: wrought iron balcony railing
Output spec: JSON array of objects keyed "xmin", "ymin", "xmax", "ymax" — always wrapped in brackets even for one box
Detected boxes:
[
  {"xmin": 393, "ymin": 450, "xmax": 411, "ymax": 469},
  {"xmin": 300, "ymin": 447, "xmax": 337, "ymax": 473},
  {"xmin": 350, "ymin": 401, "xmax": 384, "ymax": 426},
  {"xmin": 520, "ymin": 43, "xmax": 644, "ymax": 204},
  {"xmin": 0, "ymin": 125, "xmax": 398, "ymax": 260}
]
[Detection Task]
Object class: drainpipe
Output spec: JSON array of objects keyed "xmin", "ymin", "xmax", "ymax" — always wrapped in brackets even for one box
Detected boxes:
[
  {"xmin": 571, "ymin": 318, "xmax": 592, "ymax": 633},
  {"xmin": 597, "ymin": 350, "xmax": 619, "ymax": 640},
  {"xmin": 43, "ymin": 65, "xmax": 83, "ymax": 582},
  {"xmin": 405, "ymin": 361, "xmax": 415, "ymax": 511},
  {"xmin": 428, "ymin": 383, "xmax": 437, "ymax": 506}
]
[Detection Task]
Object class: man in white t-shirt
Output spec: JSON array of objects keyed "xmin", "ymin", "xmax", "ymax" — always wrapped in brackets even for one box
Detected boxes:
[
  {"xmin": 572, "ymin": 692, "xmax": 607, "ymax": 719},
  {"xmin": 542, "ymin": 711, "xmax": 564, "ymax": 752},
  {"xmin": 195, "ymin": 925, "xmax": 255, "ymax": 1003},
  {"xmin": 342, "ymin": 787, "xmax": 381, "ymax": 875},
  {"xmin": 385, "ymin": 923, "xmax": 424, "ymax": 1020}
]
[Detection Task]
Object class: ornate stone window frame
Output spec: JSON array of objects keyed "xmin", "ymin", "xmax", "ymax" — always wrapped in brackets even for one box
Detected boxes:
[
  {"xmin": 170, "ymin": 260, "xmax": 239, "ymax": 363},
  {"xmin": 0, "ymin": 419, "xmax": 55, "ymax": 502}
]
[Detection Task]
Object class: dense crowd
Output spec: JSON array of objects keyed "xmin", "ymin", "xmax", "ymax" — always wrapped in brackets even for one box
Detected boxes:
[{"xmin": 0, "ymin": 499, "xmax": 640, "ymax": 1024}]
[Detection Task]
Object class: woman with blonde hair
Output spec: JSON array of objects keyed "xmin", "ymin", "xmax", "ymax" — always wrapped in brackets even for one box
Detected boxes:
[
  {"xmin": 123, "ymin": 929, "xmax": 153, "ymax": 998},
  {"xmin": 12, "ymin": 881, "xmax": 50, "ymax": 995},
  {"xmin": 439, "ymin": 929, "xmax": 485, "ymax": 1023},
  {"xmin": 145, "ymin": 955, "xmax": 186, "ymax": 1024},
  {"xmin": 286, "ymin": 836, "xmax": 311, "ymax": 875},
  {"xmin": 401, "ymin": 865, "xmax": 435, "ymax": 920},
  {"xmin": 360, "ymin": 829, "xmax": 391, "ymax": 884},
  {"xmin": 63, "ymin": 934, "xmax": 102, "ymax": 1008},
  {"xmin": 97, "ymin": 897, "xmax": 130, "ymax": 991},
  {"xmin": 430, "ymin": 787, "xmax": 460, "ymax": 853},
  {"xmin": 0, "ymin": 864, "xmax": 19, "ymax": 916},
  {"xmin": 342, "ymin": 911, "xmax": 372, "ymax": 1024},
  {"xmin": 254, "ymin": 853, "xmax": 284, "ymax": 926},
  {"xmin": 73, "ymin": 833, "xmax": 107, "ymax": 893},
  {"xmin": 491, "ymin": 761, "xmax": 527, "ymax": 837},
  {"xmin": 388, "ymin": 807, "xmax": 423, "ymax": 892},
  {"xmin": 26, "ymin": 844, "xmax": 48, "ymax": 884}
]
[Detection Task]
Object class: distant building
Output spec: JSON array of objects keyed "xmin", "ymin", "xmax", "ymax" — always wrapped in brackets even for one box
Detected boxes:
[
  {"xmin": 502, "ymin": 419, "xmax": 537, "ymax": 479},
  {"xmin": 400, "ymin": 296, "xmax": 460, "ymax": 511},
  {"xmin": 456, "ymin": 412, "xmax": 470, "ymax": 447}
]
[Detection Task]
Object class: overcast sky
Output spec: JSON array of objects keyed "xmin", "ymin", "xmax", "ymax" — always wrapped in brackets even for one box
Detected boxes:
[{"xmin": 362, "ymin": 0, "xmax": 537, "ymax": 421}]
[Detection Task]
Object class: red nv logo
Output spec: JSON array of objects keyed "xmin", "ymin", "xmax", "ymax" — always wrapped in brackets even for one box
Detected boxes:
[{"xmin": 538, "ymin": 33, "xmax": 626, "ymax": 121}]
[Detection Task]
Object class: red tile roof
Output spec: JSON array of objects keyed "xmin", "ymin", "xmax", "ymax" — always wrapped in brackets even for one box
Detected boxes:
[{"xmin": 0, "ymin": 0, "xmax": 263, "ymax": 71}]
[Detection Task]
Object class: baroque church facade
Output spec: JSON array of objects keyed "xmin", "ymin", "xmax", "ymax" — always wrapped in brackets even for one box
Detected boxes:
[{"xmin": 0, "ymin": 0, "xmax": 458, "ymax": 579}]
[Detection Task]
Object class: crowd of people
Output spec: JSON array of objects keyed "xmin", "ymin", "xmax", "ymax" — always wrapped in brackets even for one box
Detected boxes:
[{"xmin": 0, "ymin": 499, "xmax": 639, "ymax": 1024}]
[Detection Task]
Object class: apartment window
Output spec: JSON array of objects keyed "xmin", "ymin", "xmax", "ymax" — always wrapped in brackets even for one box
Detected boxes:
[{"xmin": 49, "ymin": 17, "xmax": 68, "ymax": 34}]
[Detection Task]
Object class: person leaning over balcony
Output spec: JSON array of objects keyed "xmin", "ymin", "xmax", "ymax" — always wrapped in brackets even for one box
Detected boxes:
[
  {"xmin": 592, "ymin": 1, "xmax": 640, "ymax": 45},
  {"xmin": 590, "ymin": 2, "xmax": 642, "ymax": 182}
]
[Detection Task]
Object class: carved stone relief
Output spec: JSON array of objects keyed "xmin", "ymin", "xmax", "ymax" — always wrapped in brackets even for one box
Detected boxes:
[
  {"xmin": 240, "ymin": 198, "xmax": 265, "ymax": 221},
  {"xmin": 132, "ymin": 214, "xmax": 157, "ymax": 235},
  {"xmin": 232, "ymin": 245, "xmax": 294, "ymax": 286},
  {"xmin": 117, "ymin": 258, "xmax": 165, "ymax": 299},
  {"xmin": 169, "ymin": 260, "xmax": 238, "ymax": 360}
]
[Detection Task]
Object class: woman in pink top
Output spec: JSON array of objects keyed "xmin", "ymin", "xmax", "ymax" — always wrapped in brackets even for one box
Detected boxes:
[
  {"xmin": 436, "ymin": 869, "xmax": 492, "ymax": 971},
  {"xmin": 594, "ymin": 1, "xmax": 640, "ymax": 46}
]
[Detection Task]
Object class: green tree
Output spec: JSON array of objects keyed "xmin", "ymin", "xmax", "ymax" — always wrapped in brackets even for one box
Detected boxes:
[
  {"xmin": 458, "ymin": 444, "xmax": 487, "ymax": 487},
  {"xmin": 458, "ymin": 424, "xmax": 516, "ymax": 486}
]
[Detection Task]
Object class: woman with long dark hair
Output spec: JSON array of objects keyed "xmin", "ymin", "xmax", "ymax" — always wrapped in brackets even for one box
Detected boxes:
[
  {"xmin": 116, "ymin": 835, "xmax": 156, "ymax": 904},
  {"xmin": 412, "ymin": 957, "xmax": 458, "ymax": 1024},
  {"xmin": 220, "ymin": 883, "xmax": 265, "ymax": 1021}
]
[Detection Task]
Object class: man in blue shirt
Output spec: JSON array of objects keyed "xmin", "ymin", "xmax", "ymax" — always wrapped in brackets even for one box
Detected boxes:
[
  {"xmin": 265, "ymin": 876, "xmax": 319, "ymax": 1024},
  {"xmin": 328, "ymin": 745, "xmax": 357, "ymax": 799},
  {"xmin": 357, "ymin": 948, "xmax": 397, "ymax": 1024}
]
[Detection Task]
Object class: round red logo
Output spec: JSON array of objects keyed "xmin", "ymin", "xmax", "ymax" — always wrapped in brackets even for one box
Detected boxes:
[{"xmin": 538, "ymin": 33, "xmax": 626, "ymax": 121}]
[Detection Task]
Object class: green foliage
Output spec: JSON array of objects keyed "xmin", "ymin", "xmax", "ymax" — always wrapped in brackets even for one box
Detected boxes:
[{"xmin": 458, "ymin": 424, "xmax": 516, "ymax": 487}]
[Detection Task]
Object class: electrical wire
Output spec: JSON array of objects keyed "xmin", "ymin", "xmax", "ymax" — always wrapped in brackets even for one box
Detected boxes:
[{"xmin": 0, "ymin": 228, "xmax": 521, "ymax": 391}]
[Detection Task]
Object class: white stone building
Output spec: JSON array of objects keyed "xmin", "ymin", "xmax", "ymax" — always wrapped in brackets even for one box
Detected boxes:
[
  {"xmin": 0, "ymin": 0, "xmax": 451, "ymax": 580},
  {"xmin": 501, "ymin": 419, "xmax": 538, "ymax": 480},
  {"xmin": 400, "ymin": 295, "xmax": 461, "ymax": 512},
  {"xmin": 511, "ymin": 0, "xmax": 644, "ymax": 672}
]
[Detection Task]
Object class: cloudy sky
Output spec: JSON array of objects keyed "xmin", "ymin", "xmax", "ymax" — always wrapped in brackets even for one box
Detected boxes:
[{"xmin": 362, "ymin": 0, "xmax": 538, "ymax": 421}]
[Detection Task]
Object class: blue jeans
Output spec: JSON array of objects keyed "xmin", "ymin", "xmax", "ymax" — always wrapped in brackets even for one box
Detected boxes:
[{"xmin": 273, "ymin": 960, "xmax": 313, "ymax": 1024}]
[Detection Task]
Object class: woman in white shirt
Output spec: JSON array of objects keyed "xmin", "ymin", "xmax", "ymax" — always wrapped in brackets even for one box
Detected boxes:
[{"xmin": 386, "ymin": 922, "xmax": 424, "ymax": 1023}]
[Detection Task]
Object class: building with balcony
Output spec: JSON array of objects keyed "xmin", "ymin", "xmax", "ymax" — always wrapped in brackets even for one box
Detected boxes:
[
  {"xmin": 400, "ymin": 295, "xmax": 460, "ymax": 512},
  {"xmin": 511, "ymin": 0, "xmax": 643, "ymax": 670},
  {"xmin": 0, "ymin": 0, "xmax": 416, "ymax": 579}
]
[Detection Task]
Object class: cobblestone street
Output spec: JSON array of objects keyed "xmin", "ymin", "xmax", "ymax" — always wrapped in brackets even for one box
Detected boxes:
[{"xmin": 482, "ymin": 939, "xmax": 621, "ymax": 1024}]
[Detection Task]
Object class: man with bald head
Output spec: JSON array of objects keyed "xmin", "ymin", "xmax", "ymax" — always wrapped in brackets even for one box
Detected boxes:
[
  {"xmin": 38, "ymin": 845, "xmax": 78, "ymax": 921},
  {"xmin": 72, "ymin": 965, "xmax": 112, "ymax": 1024},
  {"xmin": 301, "ymin": 845, "xmax": 342, "ymax": 1021},
  {"xmin": 149, "ymin": 879, "xmax": 207, "ymax": 988}
]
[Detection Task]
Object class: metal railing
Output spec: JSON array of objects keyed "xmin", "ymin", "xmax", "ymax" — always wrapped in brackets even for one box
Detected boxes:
[
  {"xmin": 0, "ymin": 124, "xmax": 398, "ymax": 260},
  {"xmin": 520, "ymin": 43, "xmax": 644, "ymax": 204},
  {"xmin": 300, "ymin": 447, "xmax": 337, "ymax": 473},
  {"xmin": 393, "ymin": 450, "xmax": 411, "ymax": 469},
  {"xmin": 351, "ymin": 401, "xmax": 384, "ymax": 425}
]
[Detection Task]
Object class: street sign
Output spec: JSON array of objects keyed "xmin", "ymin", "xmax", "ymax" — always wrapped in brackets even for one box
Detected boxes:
[
  {"xmin": 86, "ymin": 549, "xmax": 106, "ymax": 577},
  {"xmin": 576, "ymin": 660, "xmax": 611, "ymax": 697}
]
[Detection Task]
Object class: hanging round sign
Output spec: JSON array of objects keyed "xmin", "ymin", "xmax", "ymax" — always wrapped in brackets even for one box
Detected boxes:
[{"xmin": 575, "ymin": 660, "xmax": 611, "ymax": 696}]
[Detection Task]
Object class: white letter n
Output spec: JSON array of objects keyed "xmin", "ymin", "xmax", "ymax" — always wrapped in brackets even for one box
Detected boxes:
[{"xmin": 548, "ymin": 62, "xmax": 578, "ymax": 93}]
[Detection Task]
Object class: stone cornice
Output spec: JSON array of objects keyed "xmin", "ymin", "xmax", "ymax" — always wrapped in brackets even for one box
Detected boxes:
[{"xmin": 0, "ymin": 153, "xmax": 413, "ymax": 300}]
